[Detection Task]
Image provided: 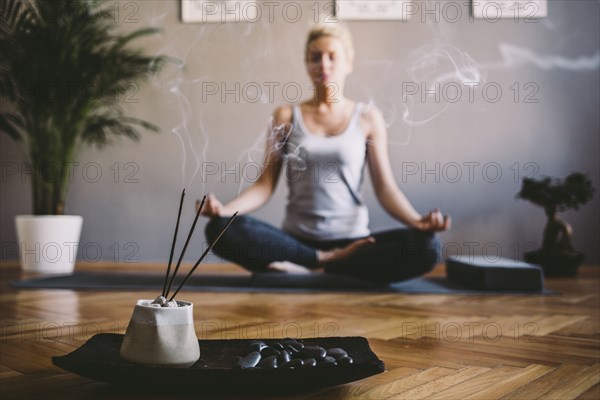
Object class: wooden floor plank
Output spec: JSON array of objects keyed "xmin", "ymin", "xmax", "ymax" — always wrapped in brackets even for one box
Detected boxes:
[
  {"xmin": 1, "ymin": 262, "xmax": 598, "ymax": 399},
  {"xmin": 540, "ymin": 364, "xmax": 600, "ymax": 400},
  {"xmin": 360, "ymin": 366, "xmax": 459, "ymax": 399},
  {"xmin": 463, "ymin": 364, "xmax": 555, "ymax": 399},
  {"xmin": 301, "ymin": 367, "xmax": 421, "ymax": 400},
  {"xmin": 0, "ymin": 372, "xmax": 89, "ymax": 399},
  {"xmin": 388, "ymin": 366, "xmax": 491, "ymax": 399},
  {"xmin": 576, "ymin": 383, "xmax": 600, "ymax": 400},
  {"xmin": 500, "ymin": 364, "xmax": 587, "ymax": 399},
  {"xmin": 0, "ymin": 364, "xmax": 23, "ymax": 379},
  {"xmin": 428, "ymin": 365, "xmax": 523, "ymax": 399},
  {"xmin": 0, "ymin": 343, "xmax": 60, "ymax": 373}
]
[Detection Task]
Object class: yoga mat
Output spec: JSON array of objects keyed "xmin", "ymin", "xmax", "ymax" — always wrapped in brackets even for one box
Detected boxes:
[{"xmin": 11, "ymin": 271, "xmax": 557, "ymax": 294}]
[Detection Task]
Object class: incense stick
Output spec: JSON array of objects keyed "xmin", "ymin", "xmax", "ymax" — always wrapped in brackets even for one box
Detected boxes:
[
  {"xmin": 168, "ymin": 212, "xmax": 238, "ymax": 302},
  {"xmin": 162, "ymin": 189, "xmax": 186, "ymax": 297},
  {"xmin": 164, "ymin": 195, "xmax": 206, "ymax": 298}
]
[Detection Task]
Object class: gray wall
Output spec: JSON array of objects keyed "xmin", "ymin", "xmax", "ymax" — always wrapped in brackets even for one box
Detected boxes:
[{"xmin": 1, "ymin": 0, "xmax": 599, "ymax": 265}]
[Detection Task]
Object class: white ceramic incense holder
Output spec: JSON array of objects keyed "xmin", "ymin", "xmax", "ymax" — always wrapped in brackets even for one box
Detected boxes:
[{"xmin": 120, "ymin": 299, "xmax": 200, "ymax": 367}]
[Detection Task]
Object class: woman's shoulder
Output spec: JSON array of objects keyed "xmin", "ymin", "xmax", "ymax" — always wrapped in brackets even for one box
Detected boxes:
[
  {"xmin": 359, "ymin": 102, "xmax": 384, "ymax": 121},
  {"xmin": 358, "ymin": 103, "xmax": 386, "ymax": 138}
]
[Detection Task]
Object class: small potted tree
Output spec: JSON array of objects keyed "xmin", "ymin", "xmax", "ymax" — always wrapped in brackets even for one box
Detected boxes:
[
  {"xmin": 1, "ymin": 0, "xmax": 166, "ymax": 273},
  {"xmin": 518, "ymin": 173, "xmax": 594, "ymax": 276}
]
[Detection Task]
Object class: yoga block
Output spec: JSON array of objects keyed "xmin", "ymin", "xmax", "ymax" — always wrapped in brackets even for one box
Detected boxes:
[{"xmin": 446, "ymin": 256, "xmax": 544, "ymax": 291}]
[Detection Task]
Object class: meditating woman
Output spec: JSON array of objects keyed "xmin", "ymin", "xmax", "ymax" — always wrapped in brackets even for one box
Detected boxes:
[{"xmin": 202, "ymin": 24, "xmax": 450, "ymax": 284}]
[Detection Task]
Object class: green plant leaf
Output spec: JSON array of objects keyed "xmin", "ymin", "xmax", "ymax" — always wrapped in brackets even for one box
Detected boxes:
[
  {"xmin": 0, "ymin": 113, "xmax": 23, "ymax": 141},
  {"xmin": 1, "ymin": 0, "xmax": 167, "ymax": 214},
  {"xmin": 112, "ymin": 27, "xmax": 162, "ymax": 52}
]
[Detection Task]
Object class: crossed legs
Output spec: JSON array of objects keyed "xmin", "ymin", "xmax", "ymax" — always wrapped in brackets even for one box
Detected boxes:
[{"xmin": 205, "ymin": 215, "xmax": 440, "ymax": 284}]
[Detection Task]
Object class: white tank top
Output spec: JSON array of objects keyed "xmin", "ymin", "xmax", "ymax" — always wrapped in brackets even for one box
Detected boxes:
[{"xmin": 282, "ymin": 103, "xmax": 370, "ymax": 241}]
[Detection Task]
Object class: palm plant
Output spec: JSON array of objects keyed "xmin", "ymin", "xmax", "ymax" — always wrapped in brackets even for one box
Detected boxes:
[{"xmin": 1, "ymin": 0, "xmax": 166, "ymax": 214}]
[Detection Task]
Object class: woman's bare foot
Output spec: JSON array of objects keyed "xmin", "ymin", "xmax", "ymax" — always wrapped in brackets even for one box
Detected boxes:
[
  {"xmin": 267, "ymin": 261, "xmax": 313, "ymax": 274},
  {"xmin": 318, "ymin": 237, "xmax": 376, "ymax": 267},
  {"xmin": 267, "ymin": 237, "xmax": 375, "ymax": 274}
]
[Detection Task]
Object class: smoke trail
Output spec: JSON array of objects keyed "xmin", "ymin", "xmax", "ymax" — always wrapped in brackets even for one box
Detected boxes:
[
  {"xmin": 354, "ymin": 43, "xmax": 485, "ymax": 147},
  {"xmin": 400, "ymin": 44, "xmax": 484, "ymax": 139},
  {"xmin": 143, "ymin": 0, "xmax": 272, "ymax": 192},
  {"xmin": 381, "ymin": 42, "xmax": 599, "ymax": 146},
  {"xmin": 163, "ymin": 47, "xmax": 205, "ymax": 190},
  {"xmin": 226, "ymin": 117, "xmax": 295, "ymax": 196},
  {"xmin": 497, "ymin": 43, "xmax": 600, "ymax": 71},
  {"xmin": 146, "ymin": 23, "xmax": 202, "ymax": 189}
]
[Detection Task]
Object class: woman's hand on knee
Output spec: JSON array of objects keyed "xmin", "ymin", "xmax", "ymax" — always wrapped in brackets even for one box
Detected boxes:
[
  {"xmin": 416, "ymin": 209, "xmax": 451, "ymax": 232},
  {"xmin": 198, "ymin": 193, "xmax": 225, "ymax": 217}
]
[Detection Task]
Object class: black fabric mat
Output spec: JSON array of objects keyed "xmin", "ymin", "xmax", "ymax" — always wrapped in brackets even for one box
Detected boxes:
[{"xmin": 11, "ymin": 271, "xmax": 557, "ymax": 294}]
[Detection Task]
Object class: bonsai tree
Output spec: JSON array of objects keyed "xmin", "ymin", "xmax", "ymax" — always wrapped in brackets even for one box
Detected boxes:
[
  {"xmin": 0, "ymin": 0, "xmax": 166, "ymax": 215},
  {"xmin": 518, "ymin": 173, "xmax": 594, "ymax": 253}
]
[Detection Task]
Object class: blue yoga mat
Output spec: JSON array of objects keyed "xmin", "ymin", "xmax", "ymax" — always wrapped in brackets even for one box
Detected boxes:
[{"xmin": 11, "ymin": 271, "xmax": 556, "ymax": 294}]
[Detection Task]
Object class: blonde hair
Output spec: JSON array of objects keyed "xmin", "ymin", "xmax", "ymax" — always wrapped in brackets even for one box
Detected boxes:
[{"xmin": 305, "ymin": 24, "xmax": 355, "ymax": 63}]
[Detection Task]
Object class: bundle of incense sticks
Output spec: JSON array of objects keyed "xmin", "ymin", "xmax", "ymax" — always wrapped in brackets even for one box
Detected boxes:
[{"xmin": 158, "ymin": 189, "xmax": 237, "ymax": 304}]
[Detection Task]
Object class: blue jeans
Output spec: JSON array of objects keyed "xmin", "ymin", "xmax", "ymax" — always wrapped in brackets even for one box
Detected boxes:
[{"xmin": 205, "ymin": 215, "xmax": 440, "ymax": 284}]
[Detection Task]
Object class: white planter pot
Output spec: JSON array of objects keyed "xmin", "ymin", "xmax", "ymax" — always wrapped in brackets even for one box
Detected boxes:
[
  {"xmin": 15, "ymin": 215, "xmax": 83, "ymax": 274},
  {"xmin": 120, "ymin": 299, "xmax": 200, "ymax": 367}
]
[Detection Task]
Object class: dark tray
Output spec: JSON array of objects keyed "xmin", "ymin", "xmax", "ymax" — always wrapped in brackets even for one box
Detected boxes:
[{"xmin": 52, "ymin": 334, "xmax": 385, "ymax": 393}]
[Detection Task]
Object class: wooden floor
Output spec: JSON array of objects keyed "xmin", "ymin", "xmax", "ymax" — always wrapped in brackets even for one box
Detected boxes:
[{"xmin": 1, "ymin": 262, "xmax": 598, "ymax": 400}]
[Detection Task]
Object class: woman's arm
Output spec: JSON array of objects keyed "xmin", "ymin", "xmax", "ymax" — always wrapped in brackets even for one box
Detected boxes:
[
  {"xmin": 365, "ymin": 107, "xmax": 450, "ymax": 231},
  {"xmin": 201, "ymin": 106, "xmax": 292, "ymax": 217}
]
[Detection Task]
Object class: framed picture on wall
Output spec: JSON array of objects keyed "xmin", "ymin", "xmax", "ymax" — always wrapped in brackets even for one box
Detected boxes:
[
  {"xmin": 181, "ymin": 0, "xmax": 259, "ymax": 23},
  {"xmin": 472, "ymin": 0, "xmax": 548, "ymax": 19},
  {"xmin": 336, "ymin": 0, "xmax": 414, "ymax": 21}
]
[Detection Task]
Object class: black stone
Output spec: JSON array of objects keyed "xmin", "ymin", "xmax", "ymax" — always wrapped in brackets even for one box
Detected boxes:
[
  {"xmin": 272, "ymin": 342, "xmax": 284, "ymax": 351},
  {"xmin": 282, "ymin": 339, "xmax": 304, "ymax": 350},
  {"xmin": 299, "ymin": 346, "xmax": 326, "ymax": 360},
  {"xmin": 246, "ymin": 341, "xmax": 267, "ymax": 353},
  {"xmin": 318, "ymin": 356, "xmax": 337, "ymax": 366},
  {"xmin": 257, "ymin": 355, "xmax": 278, "ymax": 369},
  {"xmin": 279, "ymin": 350, "xmax": 291, "ymax": 363},
  {"xmin": 282, "ymin": 338, "xmax": 302, "ymax": 344},
  {"xmin": 236, "ymin": 351, "xmax": 261, "ymax": 369},
  {"xmin": 302, "ymin": 358, "xmax": 317, "ymax": 368},
  {"xmin": 337, "ymin": 356, "xmax": 354, "ymax": 365},
  {"xmin": 279, "ymin": 359, "xmax": 303, "ymax": 369},
  {"xmin": 260, "ymin": 347, "xmax": 281, "ymax": 358},
  {"xmin": 285, "ymin": 344, "xmax": 300, "ymax": 355},
  {"xmin": 326, "ymin": 347, "xmax": 348, "ymax": 359}
]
